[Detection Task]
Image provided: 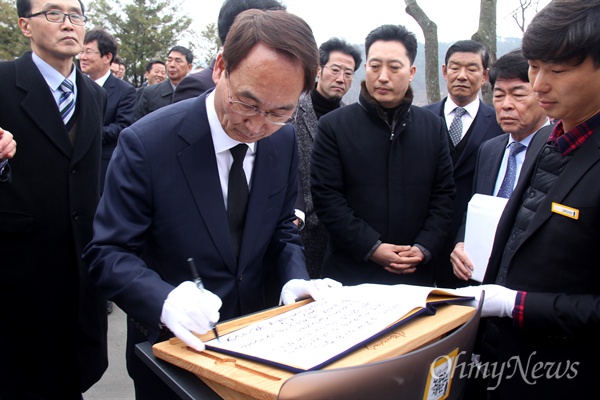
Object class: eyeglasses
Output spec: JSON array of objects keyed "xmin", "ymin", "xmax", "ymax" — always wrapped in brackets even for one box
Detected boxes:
[
  {"xmin": 226, "ymin": 74, "xmax": 297, "ymax": 126},
  {"xmin": 79, "ymin": 49, "xmax": 101, "ymax": 56},
  {"xmin": 26, "ymin": 10, "xmax": 87, "ymax": 26},
  {"xmin": 323, "ymin": 65, "xmax": 354, "ymax": 81}
]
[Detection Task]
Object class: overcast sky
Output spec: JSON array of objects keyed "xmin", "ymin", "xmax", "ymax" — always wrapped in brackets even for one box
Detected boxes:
[{"xmin": 182, "ymin": 0, "xmax": 551, "ymax": 46}]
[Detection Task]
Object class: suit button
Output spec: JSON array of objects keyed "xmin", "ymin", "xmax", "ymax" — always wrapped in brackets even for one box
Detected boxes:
[
  {"xmin": 238, "ymin": 275, "xmax": 243, "ymax": 281},
  {"xmin": 71, "ymin": 168, "xmax": 77, "ymax": 174},
  {"xmin": 72, "ymin": 211, "xmax": 79, "ymax": 221},
  {"xmin": 498, "ymin": 276, "xmax": 504, "ymax": 284}
]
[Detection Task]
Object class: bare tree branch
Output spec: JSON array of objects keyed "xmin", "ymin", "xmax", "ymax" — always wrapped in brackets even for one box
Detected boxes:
[
  {"xmin": 472, "ymin": 0, "xmax": 497, "ymax": 104},
  {"xmin": 404, "ymin": 0, "xmax": 440, "ymax": 104}
]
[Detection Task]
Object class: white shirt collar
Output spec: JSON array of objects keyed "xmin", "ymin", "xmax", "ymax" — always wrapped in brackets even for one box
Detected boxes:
[
  {"xmin": 94, "ymin": 69, "xmax": 112, "ymax": 87},
  {"xmin": 444, "ymin": 96, "xmax": 480, "ymax": 119},
  {"xmin": 506, "ymin": 118, "xmax": 551, "ymax": 149},
  {"xmin": 32, "ymin": 52, "xmax": 77, "ymax": 94},
  {"xmin": 206, "ymin": 90, "xmax": 256, "ymax": 155}
]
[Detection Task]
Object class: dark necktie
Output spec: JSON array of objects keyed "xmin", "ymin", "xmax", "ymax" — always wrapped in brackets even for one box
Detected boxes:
[
  {"xmin": 227, "ymin": 144, "xmax": 249, "ymax": 258},
  {"xmin": 497, "ymin": 142, "xmax": 526, "ymax": 198},
  {"xmin": 59, "ymin": 78, "xmax": 75, "ymax": 125},
  {"xmin": 448, "ymin": 107, "xmax": 466, "ymax": 146}
]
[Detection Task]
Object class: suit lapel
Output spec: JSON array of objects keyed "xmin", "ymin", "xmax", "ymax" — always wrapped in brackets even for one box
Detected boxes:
[
  {"xmin": 159, "ymin": 80, "xmax": 174, "ymax": 100},
  {"xmin": 430, "ymin": 100, "xmax": 444, "ymax": 118},
  {"xmin": 518, "ymin": 128, "xmax": 600, "ymax": 246},
  {"xmin": 177, "ymin": 96, "xmax": 238, "ymax": 273},
  {"xmin": 16, "ymin": 54, "xmax": 72, "ymax": 157},
  {"xmin": 238, "ymin": 136, "xmax": 275, "ymax": 269},
  {"xmin": 71, "ymin": 70, "xmax": 103, "ymax": 164},
  {"xmin": 454, "ymin": 101, "xmax": 495, "ymax": 172},
  {"xmin": 484, "ymin": 135, "xmax": 508, "ymax": 194},
  {"xmin": 485, "ymin": 128, "xmax": 548, "ymax": 281},
  {"xmin": 103, "ymin": 73, "xmax": 117, "ymax": 99}
]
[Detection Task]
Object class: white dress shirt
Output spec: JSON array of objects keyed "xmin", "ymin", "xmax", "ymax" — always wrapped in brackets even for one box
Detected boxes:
[
  {"xmin": 443, "ymin": 97, "xmax": 480, "ymax": 142},
  {"xmin": 206, "ymin": 90, "xmax": 256, "ymax": 209}
]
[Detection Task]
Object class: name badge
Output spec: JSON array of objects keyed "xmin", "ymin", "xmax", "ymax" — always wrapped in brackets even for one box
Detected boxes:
[{"xmin": 551, "ymin": 202, "xmax": 579, "ymax": 220}]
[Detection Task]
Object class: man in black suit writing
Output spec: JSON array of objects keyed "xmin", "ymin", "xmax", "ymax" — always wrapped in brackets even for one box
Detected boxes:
[{"xmin": 84, "ymin": 10, "xmax": 339, "ymax": 400}]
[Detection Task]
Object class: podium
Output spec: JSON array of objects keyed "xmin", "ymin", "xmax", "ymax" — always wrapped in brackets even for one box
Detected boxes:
[{"xmin": 142, "ymin": 299, "xmax": 480, "ymax": 400}]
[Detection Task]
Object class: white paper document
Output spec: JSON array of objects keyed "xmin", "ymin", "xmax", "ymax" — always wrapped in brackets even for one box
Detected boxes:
[
  {"xmin": 464, "ymin": 194, "xmax": 508, "ymax": 282},
  {"xmin": 205, "ymin": 284, "xmax": 472, "ymax": 371}
]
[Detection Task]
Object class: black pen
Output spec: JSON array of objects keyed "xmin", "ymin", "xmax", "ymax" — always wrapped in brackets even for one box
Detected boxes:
[{"xmin": 187, "ymin": 257, "xmax": 220, "ymax": 342}]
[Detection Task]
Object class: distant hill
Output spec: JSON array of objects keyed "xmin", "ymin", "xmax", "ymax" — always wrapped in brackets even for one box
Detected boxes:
[{"xmin": 342, "ymin": 37, "xmax": 523, "ymax": 106}]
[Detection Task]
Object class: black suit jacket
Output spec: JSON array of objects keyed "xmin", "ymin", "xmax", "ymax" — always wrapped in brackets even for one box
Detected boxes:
[
  {"xmin": 0, "ymin": 52, "xmax": 108, "ymax": 396},
  {"xmin": 172, "ymin": 58, "xmax": 215, "ymax": 103},
  {"xmin": 471, "ymin": 134, "xmax": 510, "ymax": 195},
  {"xmin": 101, "ymin": 73, "xmax": 136, "ymax": 188},
  {"xmin": 480, "ymin": 123, "xmax": 600, "ymax": 397},
  {"xmin": 424, "ymin": 98, "xmax": 504, "ymax": 287},
  {"xmin": 312, "ymin": 98, "xmax": 455, "ymax": 286},
  {"xmin": 135, "ymin": 78, "xmax": 174, "ymax": 120},
  {"xmin": 84, "ymin": 89, "xmax": 309, "ymax": 339}
]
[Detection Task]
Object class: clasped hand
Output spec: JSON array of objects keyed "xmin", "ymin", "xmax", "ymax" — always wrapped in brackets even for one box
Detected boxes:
[
  {"xmin": 371, "ymin": 243, "xmax": 424, "ymax": 275},
  {"xmin": 160, "ymin": 281, "xmax": 222, "ymax": 352}
]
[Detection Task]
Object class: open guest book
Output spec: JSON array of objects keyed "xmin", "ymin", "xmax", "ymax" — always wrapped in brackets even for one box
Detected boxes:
[{"xmin": 204, "ymin": 284, "xmax": 474, "ymax": 373}]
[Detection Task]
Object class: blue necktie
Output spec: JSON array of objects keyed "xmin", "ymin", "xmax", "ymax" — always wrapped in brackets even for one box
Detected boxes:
[
  {"xmin": 448, "ymin": 107, "xmax": 466, "ymax": 146},
  {"xmin": 59, "ymin": 79, "xmax": 75, "ymax": 125},
  {"xmin": 497, "ymin": 142, "xmax": 526, "ymax": 198}
]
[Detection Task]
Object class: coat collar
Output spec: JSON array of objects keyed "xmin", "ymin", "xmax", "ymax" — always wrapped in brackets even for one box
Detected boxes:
[
  {"xmin": 16, "ymin": 52, "xmax": 103, "ymax": 162},
  {"xmin": 358, "ymin": 80, "xmax": 414, "ymax": 127}
]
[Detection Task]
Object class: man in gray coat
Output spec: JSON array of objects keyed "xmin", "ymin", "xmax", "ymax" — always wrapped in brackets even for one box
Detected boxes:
[{"xmin": 293, "ymin": 37, "xmax": 361, "ymax": 278}]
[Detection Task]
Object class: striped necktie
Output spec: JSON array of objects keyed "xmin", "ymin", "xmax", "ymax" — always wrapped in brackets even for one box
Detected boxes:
[{"xmin": 59, "ymin": 79, "xmax": 75, "ymax": 125}]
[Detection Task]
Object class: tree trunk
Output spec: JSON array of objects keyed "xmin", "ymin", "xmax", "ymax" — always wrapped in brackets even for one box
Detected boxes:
[
  {"xmin": 404, "ymin": 0, "xmax": 440, "ymax": 104},
  {"xmin": 472, "ymin": 0, "xmax": 497, "ymax": 105}
]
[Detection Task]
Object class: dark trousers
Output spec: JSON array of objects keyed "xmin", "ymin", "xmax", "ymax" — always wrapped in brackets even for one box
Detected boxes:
[{"xmin": 125, "ymin": 320, "xmax": 180, "ymax": 400}]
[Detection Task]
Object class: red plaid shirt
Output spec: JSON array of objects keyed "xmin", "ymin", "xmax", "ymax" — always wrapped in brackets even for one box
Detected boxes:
[{"xmin": 548, "ymin": 113, "xmax": 600, "ymax": 156}]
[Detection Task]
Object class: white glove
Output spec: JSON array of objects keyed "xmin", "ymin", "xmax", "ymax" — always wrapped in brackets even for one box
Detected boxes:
[
  {"xmin": 160, "ymin": 281, "xmax": 222, "ymax": 352},
  {"xmin": 280, "ymin": 278, "xmax": 342, "ymax": 305},
  {"xmin": 311, "ymin": 278, "xmax": 343, "ymax": 292},
  {"xmin": 453, "ymin": 284, "xmax": 518, "ymax": 318}
]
